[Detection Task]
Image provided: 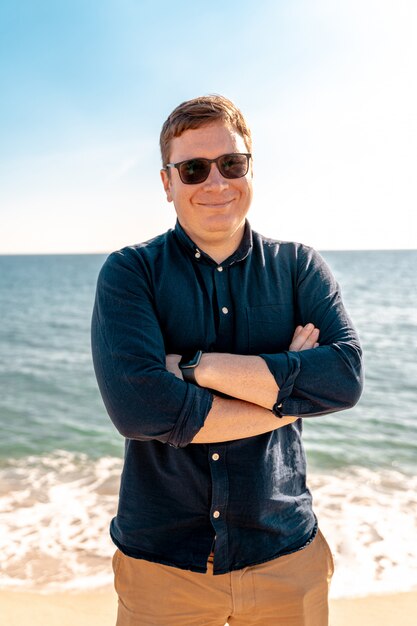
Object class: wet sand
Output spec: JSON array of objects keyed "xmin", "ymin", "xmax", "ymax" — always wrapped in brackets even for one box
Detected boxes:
[{"xmin": 1, "ymin": 588, "xmax": 416, "ymax": 625}]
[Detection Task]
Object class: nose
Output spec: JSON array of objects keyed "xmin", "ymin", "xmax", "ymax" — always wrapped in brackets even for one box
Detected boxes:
[{"xmin": 202, "ymin": 162, "xmax": 229, "ymax": 189}]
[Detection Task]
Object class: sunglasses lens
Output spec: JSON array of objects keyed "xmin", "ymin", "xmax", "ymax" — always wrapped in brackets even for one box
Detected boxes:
[
  {"xmin": 218, "ymin": 154, "xmax": 249, "ymax": 179},
  {"xmin": 178, "ymin": 159, "xmax": 210, "ymax": 184}
]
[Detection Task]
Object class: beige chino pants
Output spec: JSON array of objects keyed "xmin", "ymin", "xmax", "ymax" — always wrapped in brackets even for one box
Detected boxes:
[{"xmin": 112, "ymin": 529, "xmax": 334, "ymax": 626}]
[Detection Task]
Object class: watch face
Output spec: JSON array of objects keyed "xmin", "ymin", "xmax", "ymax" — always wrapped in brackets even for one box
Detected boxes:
[{"xmin": 179, "ymin": 350, "xmax": 202, "ymax": 369}]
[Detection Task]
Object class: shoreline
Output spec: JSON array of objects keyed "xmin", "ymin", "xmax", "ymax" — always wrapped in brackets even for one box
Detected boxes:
[{"xmin": 1, "ymin": 587, "xmax": 417, "ymax": 626}]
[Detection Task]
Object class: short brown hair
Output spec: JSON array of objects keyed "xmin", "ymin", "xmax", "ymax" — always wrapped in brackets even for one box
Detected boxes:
[{"xmin": 159, "ymin": 94, "xmax": 252, "ymax": 167}]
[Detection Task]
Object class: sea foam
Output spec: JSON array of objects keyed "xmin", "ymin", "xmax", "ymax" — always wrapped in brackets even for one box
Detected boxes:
[{"xmin": 1, "ymin": 451, "xmax": 416, "ymax": 597}]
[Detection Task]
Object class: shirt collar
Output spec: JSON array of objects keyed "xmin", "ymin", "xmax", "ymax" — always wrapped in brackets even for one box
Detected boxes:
[{"xmin": 174, "ymin": 219, "xmax": 253, "ymax": 268}]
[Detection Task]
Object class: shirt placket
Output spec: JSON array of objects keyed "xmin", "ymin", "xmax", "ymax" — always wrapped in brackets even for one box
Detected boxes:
[
  {"xmin": 208, "ymin": 442, "xmax": 229, "ymax": 573},
  {"xmin": 213, "ymin": 263, "xmax": 233, "ymax": 351},
  {"xmin": 208, "ymin": 263, "xmax": 233, "ymax": 572}
]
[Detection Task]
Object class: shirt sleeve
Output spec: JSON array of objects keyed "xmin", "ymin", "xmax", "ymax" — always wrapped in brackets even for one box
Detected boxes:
[
  {"xmin": 260, "ymin": 245, "xmax": 363, "ymax": 417},
  {"xmin": 91, "ymin": 248, "xmax": 213, "ymax": 447}
]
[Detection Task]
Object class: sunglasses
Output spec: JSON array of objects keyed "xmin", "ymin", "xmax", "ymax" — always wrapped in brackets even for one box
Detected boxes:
[{"xmin": 165, "ymin": 153, "xmax": 252, "ymax": 185}]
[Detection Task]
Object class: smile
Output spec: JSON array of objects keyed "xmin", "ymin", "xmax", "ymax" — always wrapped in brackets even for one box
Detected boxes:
[{"xmin": 196, "ymin": 199, "xmax": 235, "ymax": 208}]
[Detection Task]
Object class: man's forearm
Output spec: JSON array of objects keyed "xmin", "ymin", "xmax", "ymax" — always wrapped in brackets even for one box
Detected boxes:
[
  {"xmin": 191, "ymin": 324, "xmax": 320, "ymax": 410},
  {"xmin": 191, "ymin": 395, "xmax": 297, "ymax": 444},
  {"xmin": 165, "ymin": 324, "xmax": 319, "ymax": 421},
  {"xmin": 195, "ymin": 353, "xmax": 279, "ymax": 409}
]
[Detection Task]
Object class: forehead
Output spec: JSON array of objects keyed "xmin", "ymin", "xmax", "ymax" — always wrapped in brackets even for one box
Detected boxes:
[{"xmin": 169, "ymin": 122, "xmax": 247, "ymax": 163}]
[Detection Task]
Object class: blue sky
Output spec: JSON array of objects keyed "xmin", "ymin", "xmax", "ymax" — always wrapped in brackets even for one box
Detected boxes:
[{"xmin": 1, "ymin": 0, "xmax": 416, "ymax": 253}]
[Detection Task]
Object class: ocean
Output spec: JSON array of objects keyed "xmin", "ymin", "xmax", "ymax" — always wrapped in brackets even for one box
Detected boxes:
[{"xmin": 0, "ymin": 248, "xmax": 416, "ymax": 598}]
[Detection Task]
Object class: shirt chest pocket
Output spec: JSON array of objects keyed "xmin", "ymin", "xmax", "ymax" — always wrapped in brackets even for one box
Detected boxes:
[{"xmin": 246, "ymin": 304, "xmax": 295, "ymax": 354}]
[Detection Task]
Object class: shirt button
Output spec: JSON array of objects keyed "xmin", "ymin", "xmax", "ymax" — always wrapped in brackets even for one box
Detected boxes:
[
  {"xmin": 195, "ymin": 250, "xmax": 201, "ymax": 258},
  {"xmin": 217, "ymin": 266, "xmax": 223, "ymax": 272},
  {"xmin": 212, "ymin": 453, "xmax": 220, "ymax": 461},
  {"xmin": 213, "ymin": 510, "xmax": 220, "ymax": 519},
  {"xmin": 221, "ymin": 307, "xmax": 229, "ymax": 315}
]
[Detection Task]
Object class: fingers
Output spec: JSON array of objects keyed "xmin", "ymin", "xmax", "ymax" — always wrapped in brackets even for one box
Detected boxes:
[
  {"xmin": 289, "ymin": 323, "xmax": 320, "ymax": 352},
  {"xmin": 165, "ymin": 354, "xmax": 182, "ymax": 377}
]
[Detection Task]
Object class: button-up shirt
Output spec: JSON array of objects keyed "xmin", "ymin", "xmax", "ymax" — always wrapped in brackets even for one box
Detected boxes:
[{"xmin": 91, "ymin": 220, "xmax": 363, "ymax": 574}]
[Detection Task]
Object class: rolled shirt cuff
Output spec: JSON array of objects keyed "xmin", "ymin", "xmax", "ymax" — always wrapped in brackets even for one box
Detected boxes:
[{"xmin": 259, "ymin": 352, "xmax": 301, "ymax": 412}]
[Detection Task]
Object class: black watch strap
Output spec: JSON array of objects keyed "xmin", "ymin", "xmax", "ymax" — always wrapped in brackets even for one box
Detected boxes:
[{"xmin": 179, "ymin": 350, "xmax": 203, "ymax": 384}]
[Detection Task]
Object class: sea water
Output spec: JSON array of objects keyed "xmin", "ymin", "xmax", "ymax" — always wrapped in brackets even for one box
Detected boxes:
[{"xmin": 0, "ymin": 248, "xmax": 416, "ymax": 597}]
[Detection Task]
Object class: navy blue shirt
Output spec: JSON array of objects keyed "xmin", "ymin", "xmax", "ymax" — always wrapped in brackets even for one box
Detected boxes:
[{"xmin": 91, "ymin": 221, "xmax": 363, "ymax": 574}]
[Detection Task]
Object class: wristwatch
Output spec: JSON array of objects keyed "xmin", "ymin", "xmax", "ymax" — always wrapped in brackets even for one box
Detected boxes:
[
  {"xmin": 272, "ymin": 402, "xmax": 284, "ymax": 418},
  {"xmin": 179, "ymin": 350, "xmax": 203, "ymax": 384}
]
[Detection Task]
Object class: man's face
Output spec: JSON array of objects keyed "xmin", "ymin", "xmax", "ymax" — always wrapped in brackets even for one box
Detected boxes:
[{"xmin": 160, "ymin": 121, "xmax": 253, "ymax": 254}]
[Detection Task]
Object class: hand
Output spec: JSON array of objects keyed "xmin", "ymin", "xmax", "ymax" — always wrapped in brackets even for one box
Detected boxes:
[
  {"xmin": 289, "ymin": 323, "xmax": 320, "ymax": 352},
  {"xmin": 166, "ymin": 354, "xmax": 183, "ymax": 379}
]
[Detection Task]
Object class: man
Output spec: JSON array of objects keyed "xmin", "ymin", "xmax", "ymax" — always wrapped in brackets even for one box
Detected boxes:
[{"xmin": 91, "ymin": 95, "xmax": 363, "ymax": 626}]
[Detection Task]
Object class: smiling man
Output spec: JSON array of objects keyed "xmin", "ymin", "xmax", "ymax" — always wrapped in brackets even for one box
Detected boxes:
[
  {"xmin": 91, "ymin": 95, "xmax": 363, "ymax": 626},
  {"xmin": 161, "ymin": 121, "xmax": 253, "ymax": 262}
]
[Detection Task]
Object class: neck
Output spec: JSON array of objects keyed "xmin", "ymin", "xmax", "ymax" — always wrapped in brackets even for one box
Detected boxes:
[{"xmin": 191, "ymin": 225, "xmax": 246, "ymax": 264}]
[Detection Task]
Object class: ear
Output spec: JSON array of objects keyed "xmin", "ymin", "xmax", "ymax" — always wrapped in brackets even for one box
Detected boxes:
[{"xmin": 160, "ymin": 169, "xmax": 173, "ymax": 203}]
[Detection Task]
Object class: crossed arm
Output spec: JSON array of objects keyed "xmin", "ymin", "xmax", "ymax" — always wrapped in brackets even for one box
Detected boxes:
[{"xmin": 166, "ymin": 324, "xmax": 320, "ymax": 444}]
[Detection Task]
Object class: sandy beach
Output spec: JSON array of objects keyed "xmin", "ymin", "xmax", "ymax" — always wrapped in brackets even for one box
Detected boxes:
[{"xmin": 1, "ymin": 587, "xmax": 416, "ymax": 626}]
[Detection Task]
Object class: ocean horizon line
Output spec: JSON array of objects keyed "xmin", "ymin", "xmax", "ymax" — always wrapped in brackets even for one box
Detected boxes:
[{"xmin": 1, "ymin": 247, "xmax": 416, "ymax": 257}]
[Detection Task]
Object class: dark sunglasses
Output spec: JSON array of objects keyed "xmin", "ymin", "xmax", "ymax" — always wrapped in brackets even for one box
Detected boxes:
[{"xmin": 165, "ymin": 153, "xmax": 252, "ymax": 185}]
